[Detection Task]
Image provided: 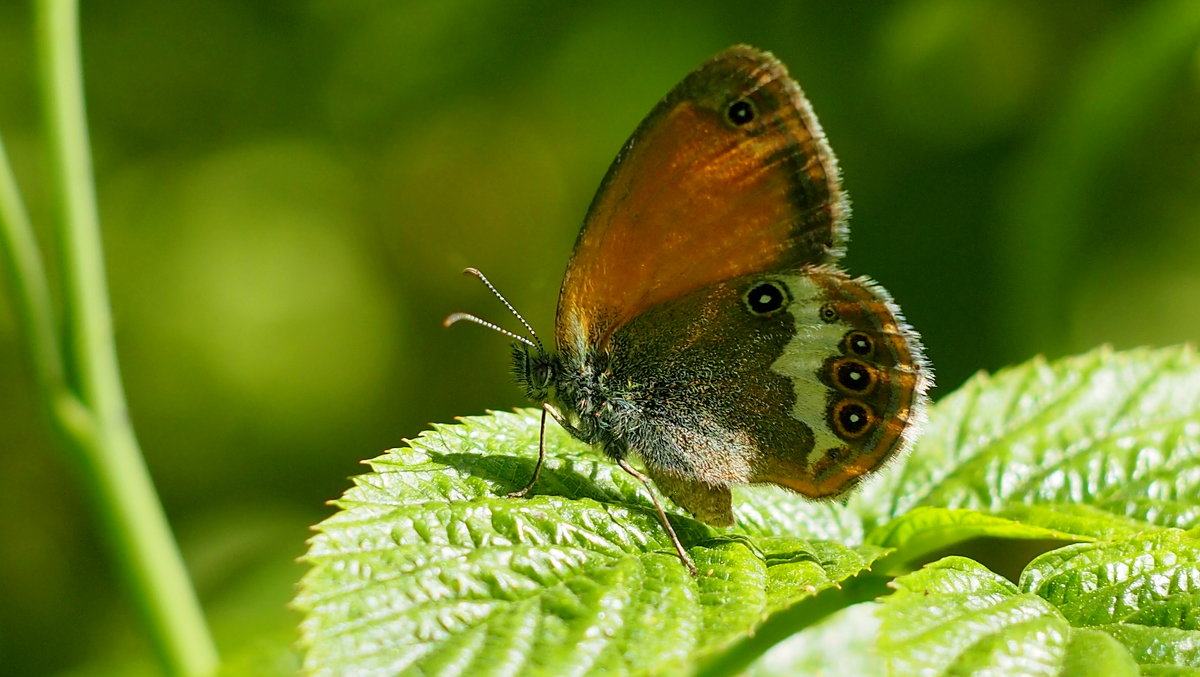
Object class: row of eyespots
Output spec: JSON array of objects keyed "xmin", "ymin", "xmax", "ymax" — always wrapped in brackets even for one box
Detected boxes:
[
  {"xmin": 829, "ymin": 327, "xmax": 879, "ymax": 395},
  {"xmin": 748, "ymin": 284, "xmax": 894, "ymax": 325},
  {"xmin": 828, "ymin": 327, "xmax": 879, "ymax": 440}
]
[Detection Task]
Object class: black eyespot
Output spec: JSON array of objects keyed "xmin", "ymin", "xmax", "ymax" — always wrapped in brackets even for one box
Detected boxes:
[
  {"xmin": 819, "ymin": 304, "xmax": 839, "ymax": 323},
  {"xmin": 834, "ymin": 359, "xmax": 874, "ymax": 393},
  {"xmin": 825, "ymin": 446, "xmax": 849, "ymax": 462},
  {"xmin": 844, "ymin": 331, "xmax": 874, "ymax": 357},
  {"xmin": 833, "ymin": 400, "xmax": 874, "ymax": 438},
  {"xmin": 744, "ymin": 280, "xmax": 790, "ymax": 316},
  {"xmin": 726, "ymin": 98, "xmax": 756, "ymax": 126}
]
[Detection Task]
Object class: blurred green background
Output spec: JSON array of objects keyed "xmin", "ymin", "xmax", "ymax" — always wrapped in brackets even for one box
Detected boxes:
[{"xmin": 0, "ymin": 1, "xmax": 1197, "ymax": 674}]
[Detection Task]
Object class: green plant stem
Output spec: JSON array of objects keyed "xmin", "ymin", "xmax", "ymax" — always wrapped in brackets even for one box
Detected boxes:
[
  {"xmin": 32, "ymin": 1, "xmax": 218, "ymax": 675},
  {"xmin": 0, "ymin": 135, "xmax": 65, "ymax": 406}
]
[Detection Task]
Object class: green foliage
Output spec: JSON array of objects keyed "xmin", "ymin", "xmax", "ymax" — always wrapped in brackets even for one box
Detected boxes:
[
  {"xmin": 878, "ymin": 556, "xmax": 1140, "ymax": 676},
  {"xmin": 874, "ymin": 530, "xmax": 1200, "ymax": 675},
  {"xmin": 4, "ymin": 4, "xmax": 1200, "ymax": 673},
  {"xmin": 295, "ymin": 345, "xmax": 1200, "ymax": 675},
  {"xmin": 295, "ymin": 415, "xmax": 886, "ymax": 676}
]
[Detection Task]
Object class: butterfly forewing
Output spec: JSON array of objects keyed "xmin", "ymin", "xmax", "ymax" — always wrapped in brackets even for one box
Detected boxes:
[{"xmin": 555, "ymin": 45, "xmax": 849, "ymax": 353}]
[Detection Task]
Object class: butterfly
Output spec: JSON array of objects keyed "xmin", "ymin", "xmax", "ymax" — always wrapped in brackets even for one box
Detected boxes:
[{"xmin": 447, "ymin": 45, "xmax": 931, "ymax": 574}]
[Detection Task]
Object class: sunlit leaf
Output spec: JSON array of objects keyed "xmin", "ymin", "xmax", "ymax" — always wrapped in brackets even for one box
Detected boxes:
[
  {"xmin": 878, "ymin": 557, "xmax": 1139, "ymax": 676},
  {"xmin": 1023, "ymin": 529, "xmax": 1200, "ymax": 673},
  {"xmin": 297, "ymin": 345, "xmax": 1200, "ymax": 675},
  {"xmin": 295, "ymin": 412, "xmax": 886, "ymax": 676},
  {"xmin": 858, "ymin": 345, "xmax": 1200, "ymax": 532}
]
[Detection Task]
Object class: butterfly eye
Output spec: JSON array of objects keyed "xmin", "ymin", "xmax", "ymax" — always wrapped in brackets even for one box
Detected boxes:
[
  {"xmin": 725, "ymin": 98, "xmax": 757, "ymax": 126},
  {"xmin": 743, "ymin": 280, "xmax": 790, "ymax": 316}
]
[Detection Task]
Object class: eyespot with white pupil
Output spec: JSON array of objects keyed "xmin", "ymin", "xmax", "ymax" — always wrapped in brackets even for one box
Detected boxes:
[
  {"xmin": 726, "ymin": 98, "xmax": 756, "ymax": 126},
  {"xmin": 832, "ymin": 358, "xmax": 875, "ymax": 393},
  {"xmin": 832, "ymin": 400, "xmax": 874, "ymax": 439},
  {"xmin": 819, "ymin": 304, "xmax": 839, "ymax": 323},
  {"xmin": 744, "ymin": 280, "xmax": 790, "ymax": 316},
  {"xmin": 843, "ymin": 330, "xmax": 874, "ymax": 357}
]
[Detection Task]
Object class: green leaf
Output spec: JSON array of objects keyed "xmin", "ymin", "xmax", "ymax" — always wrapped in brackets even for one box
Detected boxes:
[
  {"xmin": 856, "ymin": 345, "xmax": 1200, "ymax": 558},
  {"xmin": 878, "ymin": 557, "xmax": 1140, "ymax": 676},
  {"xmin": 1023, "ymin": 529, "xmax": 1200, "ymax": 673},
  {"xmin": 296, "ymin": 345, "xmax": 1200, "ymax": 674},
  {"xmin": 867, "ymin": 506, "xmax": 1090, "ymax": 573},
  {"xmin": 294, "ymin": 411, "xmax": 887, "ymax": 676},
  {"xmin": 877, "ymin": 531, "xmax": 1200, "ymax": 675},
  {"xmin": 731, "ymin": 485, "xmax": 863, "ymax": 543},
  {"xmin": 1061, "ymin": 628, "xmax": 1141, "ymax": 677},
  {"xmin": 746, "ymin": 603, "xmax": 885, "ymax": 677},
  {"xmin": 1096, "ymin": 624, "xmax": 1200, "ymax": 676}
]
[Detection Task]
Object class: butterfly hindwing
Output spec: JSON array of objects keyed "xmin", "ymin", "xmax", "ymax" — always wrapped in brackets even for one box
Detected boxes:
[{"xmin": 596, "ymin": 269, "xmax": 927, "ymax": 525}]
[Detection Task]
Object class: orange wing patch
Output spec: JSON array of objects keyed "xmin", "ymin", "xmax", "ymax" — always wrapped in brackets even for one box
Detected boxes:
[{"xmin": 555, "ymin": 46, "xmax": 848, "ymax": 353}]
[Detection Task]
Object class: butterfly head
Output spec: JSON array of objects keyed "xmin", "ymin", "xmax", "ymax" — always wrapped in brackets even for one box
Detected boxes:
[
  {"xmin": 445, "ymin": 267, "xmax": 557, "ymax": 404},
  {"xmin": 511, "ymin": 342, "xmax": 556, "ymax": 403}
]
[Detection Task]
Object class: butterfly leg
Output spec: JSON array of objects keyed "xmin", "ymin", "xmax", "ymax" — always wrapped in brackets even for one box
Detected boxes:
[
  {"xmin": 616, "ymin": 458, "xmax": 698, "ymax": 576},
  {"xmin": 507, "ymin": 404, "xmax": 549, "ymax": 498}
]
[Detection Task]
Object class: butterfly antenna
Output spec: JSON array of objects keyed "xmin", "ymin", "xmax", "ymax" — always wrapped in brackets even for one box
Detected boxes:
[
  {"xmin": 444, "ymin": 268, "xmax": 543, "ymax": 351},
  {"xmin": 443, "ymin": 312, "xmax": 537, "ymax": 348}
]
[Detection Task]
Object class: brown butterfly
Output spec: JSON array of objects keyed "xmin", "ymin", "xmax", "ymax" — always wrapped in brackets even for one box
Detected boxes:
[{"xmin": 448, "ymin": 45, "xmax": 931, "ymax": 574}]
